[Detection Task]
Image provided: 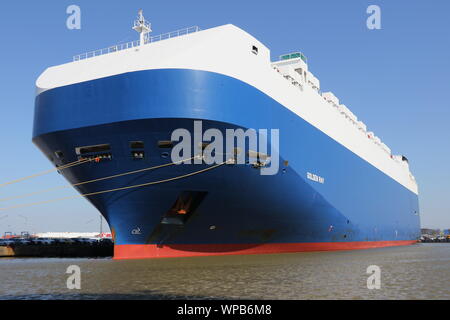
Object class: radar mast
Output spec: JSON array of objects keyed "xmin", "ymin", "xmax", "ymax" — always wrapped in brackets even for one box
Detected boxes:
[{"xmin": 133, "ymin": 9, "xmax": 151, "ymax": 46}]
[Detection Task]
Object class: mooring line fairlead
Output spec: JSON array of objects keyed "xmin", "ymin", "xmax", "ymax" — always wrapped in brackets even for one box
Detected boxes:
[{"xmin": 0, "ymin": 158, "xmax": 233, "ymax": 212}]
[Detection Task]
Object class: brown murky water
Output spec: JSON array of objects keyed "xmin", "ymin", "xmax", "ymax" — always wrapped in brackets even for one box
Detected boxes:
[{"xmin": 0, "ymin": 243, "xmax": 449, "ymax": 300}]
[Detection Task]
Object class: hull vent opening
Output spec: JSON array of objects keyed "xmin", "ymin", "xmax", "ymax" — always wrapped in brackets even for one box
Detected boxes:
[
  {"xmin": 158, "ymin": 141, "xmax": 174, "ymax": 148},
  {"xmin": 130, "ymin": 141, "xmax": 144, "ymax": 149},
  {"xmin": 75, "ymin": 144, "xmax": 112, "ymax": 161},
  {"xmin": 130, "ymin": 141, "xmax": 145, "ymax": 160},
  {"xmin": 161, "ymin": 191, "xmax": 208, "ymax": 225}
]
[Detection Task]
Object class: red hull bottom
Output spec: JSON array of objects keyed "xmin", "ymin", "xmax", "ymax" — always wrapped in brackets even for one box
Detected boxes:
[{"xmin": 113, "ymin": 240, "xmax": 418, "ymax": 260}]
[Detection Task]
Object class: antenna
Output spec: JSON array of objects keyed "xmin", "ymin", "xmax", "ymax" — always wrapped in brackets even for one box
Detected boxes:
[{"xmin": 132, "ymin": 9, "xmax": 151, "ymax": 46}]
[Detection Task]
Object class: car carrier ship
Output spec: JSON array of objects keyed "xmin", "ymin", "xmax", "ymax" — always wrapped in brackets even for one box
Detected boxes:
[{"xmin": 32, "ymin": 11, "xmax": 420, "ymax": 259}]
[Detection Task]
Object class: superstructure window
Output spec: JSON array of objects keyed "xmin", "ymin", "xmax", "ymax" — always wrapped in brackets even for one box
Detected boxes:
[{"xmin": 252, "ymin": 45, "xmax": 258, "ymax": 55}]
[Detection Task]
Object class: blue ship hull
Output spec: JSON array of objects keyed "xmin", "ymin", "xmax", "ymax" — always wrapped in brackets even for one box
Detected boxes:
[{"xmin": 33, "ymin": 69, "xmax": 420, "ymax": 259}]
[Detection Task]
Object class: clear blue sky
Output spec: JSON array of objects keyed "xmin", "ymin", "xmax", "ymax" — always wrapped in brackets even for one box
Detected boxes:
[{"xmin": 0, "ymin": 0, "xmax": 448, "ymax": 235}]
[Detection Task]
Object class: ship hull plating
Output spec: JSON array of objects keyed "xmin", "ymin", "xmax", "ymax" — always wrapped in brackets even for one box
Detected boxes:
[{"xmin": 33, "ymin": 69, "xmax": 420, "ymax": 259}]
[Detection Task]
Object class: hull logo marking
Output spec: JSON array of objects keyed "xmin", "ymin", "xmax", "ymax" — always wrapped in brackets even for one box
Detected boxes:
[
  {"xmin": 131, "ymin": 227, "xmax": 142, "ymax": 235},
  {"xmin": 307, "ymin": 172, "xmax": 325, "ymax": 184}
]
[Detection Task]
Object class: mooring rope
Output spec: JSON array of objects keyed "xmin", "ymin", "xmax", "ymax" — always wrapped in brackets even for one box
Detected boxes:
[
  {"xmin": 0, "ymin": 158, "xmax": 91, "ymax": 188},
  {"xmin": 0, "ymin": 158, "xmax": 233, "ymax": 212},
  {"xmin": 0, "ymin": 156, "xmax": 197, "ymax": 202}
]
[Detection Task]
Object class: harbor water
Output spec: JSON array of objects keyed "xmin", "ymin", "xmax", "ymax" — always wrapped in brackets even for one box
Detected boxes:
[{"xmin": 0, "ymin": 243, "xmax": 449, "ymax": 300}]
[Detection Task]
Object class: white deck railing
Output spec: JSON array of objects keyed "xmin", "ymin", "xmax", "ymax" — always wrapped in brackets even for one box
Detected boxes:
[{"xmin": 73, "ymin": 26, "xmax": 201, "ymax": 62}]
